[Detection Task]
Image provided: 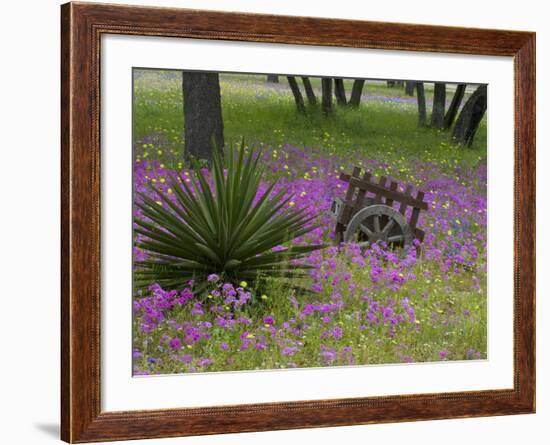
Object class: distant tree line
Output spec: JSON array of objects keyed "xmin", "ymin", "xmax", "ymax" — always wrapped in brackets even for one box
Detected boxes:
[
  {"xmin": 178, "ymin": 72, "xmax": 487, "ymax": 162},
  {"xmin": 413, "ymin": 81, "xmax": 487, "ymax": 147},
  {"xmin": 287, "ymin": 76, "xmax": 486, "ymax": 147},
  {"xmin": 286, "ymin": 76, "xmax": 366, "ymax": 116}
]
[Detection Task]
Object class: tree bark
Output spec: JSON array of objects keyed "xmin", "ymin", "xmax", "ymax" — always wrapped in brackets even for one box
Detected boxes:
[
  {"xmin": 334, "ymin": 78, "xmax": 347, "ymax": 106},
  {"xmin": 287, "ymin": 76, "xmax": 306, "ymax": 113},
  {"xmin": 452, "ymin": 84, "xmax": 487, "ymax": 147},
  {"xmin": 321, "ymin": 78, "xmax": 333, "ymax": 116},
  {"xmin": 181, "ymin": 71, "xmax": 224, "ymax": 162},
  {"xmin": 349, "ymin": 79, "xmax": 365, "ymax": 107},
  {"xmin": 267, "ymin": 74, "xmax": 279, "ymax": 83},
  {"xmin": 405, "ymin": 81, "xmax": 415, "ymax": 96},
  {"xmin": 430, "ymin": 82, "xmax": 446, "ymax": 128},
  {"xmin": 416, "ymin": 82, "xmax": 427, "ymax": 127},
  {"xmin": 387, "ymin": 80, "xmax": 396, "ymax": 88},
  {"xmin": 301, "ymin": 76, "xmax": 317, "ymax": 106},
  {"xmin": 443, "ymin": 83, "xmax": 466, "ymax": 130}
]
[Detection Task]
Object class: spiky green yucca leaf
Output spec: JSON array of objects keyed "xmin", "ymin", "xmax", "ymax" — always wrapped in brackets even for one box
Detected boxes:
[{"xmin": 134, "ymin": 145, "xmax": 325, "ymax": 291}]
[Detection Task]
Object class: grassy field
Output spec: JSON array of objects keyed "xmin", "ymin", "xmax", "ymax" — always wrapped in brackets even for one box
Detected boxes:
[
  {"xmin": 132, "ymin": 69, "xmax": 487, "ymax": 375},
  {"xmin": 133, "ymin": 71, "xmax": 486, "ymax": 175}
]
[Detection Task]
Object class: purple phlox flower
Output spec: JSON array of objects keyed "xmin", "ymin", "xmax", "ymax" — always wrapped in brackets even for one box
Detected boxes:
[
  {"xmin": 175, "ymin": 354, "xmax": 193, "ymax": 364},
  {"xmin": 191, "ymin": 302, "xmax": 204, "ymax": 315},
  {"xmin": 320, "ymin": 346, "xmax": 337, "ymax": 364},
  {"xmin": 197, "ymin": 358, "xmax": 213, "ymax": 367},
  {"xmin": 331, "ymin": 326, "xmax": 344, "ymax": 339},
  {"xmin": 169, "ymin": 337, "xmax": 182, "ymax": 350},
  {"xmin": 311, "ymin": 283, "xmax": 323, "ymax": 293},
  {"xmin": 401, "ymin": 297, "xmax": 416, "ymax": 323},
  {"xmin": 282, "ymin": 346, "xmax": 299, "ymax": 356},
  {"xmin": 207, "ymin": 273, "xmax": 220, "ymax": 282}
]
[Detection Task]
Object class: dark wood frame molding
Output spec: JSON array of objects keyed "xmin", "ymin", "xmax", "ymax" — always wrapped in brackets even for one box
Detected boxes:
[{"xmin": 61, "ymin": 2, "xmax": 535, "ymax": 442}]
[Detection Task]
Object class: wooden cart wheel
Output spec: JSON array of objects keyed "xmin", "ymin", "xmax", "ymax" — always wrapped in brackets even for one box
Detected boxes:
[{"xmin": 343, "ymin": 204, "xmax": 413, "ymax": 252}]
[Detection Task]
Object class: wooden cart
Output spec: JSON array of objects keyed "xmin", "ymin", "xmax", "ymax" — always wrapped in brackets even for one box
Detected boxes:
[{"xmin": 330, "ymin": 167, "xmax": 428, "ymax": 252}]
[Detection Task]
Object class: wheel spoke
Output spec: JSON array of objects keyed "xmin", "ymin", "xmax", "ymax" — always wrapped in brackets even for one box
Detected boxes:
[
  {"xmin": 373, "ymin": 215, "xmax": 381, "ymax": 233},
  {"xmin": 359, "ymin": 224, "xmax": 374, "ymax": 237},
  {"xmin": 382, "ymin": 218, "xmax": 395, "ymax": 235},
  {"xmin": 387, "ymin": 234, "xmax": 404, "ymax": 243}
]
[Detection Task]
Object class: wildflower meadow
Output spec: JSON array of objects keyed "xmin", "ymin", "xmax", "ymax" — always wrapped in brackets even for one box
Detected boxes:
[{"xmin": 132, "ymin": 70, "xmax": 487, "ymax": 375}]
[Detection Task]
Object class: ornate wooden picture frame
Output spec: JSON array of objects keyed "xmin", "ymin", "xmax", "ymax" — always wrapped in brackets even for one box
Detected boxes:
[{"xmin": 61, "ymin": 2, "xmax": 535, "ymax": 442}]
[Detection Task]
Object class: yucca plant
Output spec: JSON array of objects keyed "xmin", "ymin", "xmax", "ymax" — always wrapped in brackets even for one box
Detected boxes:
[{"xmin": 134, "ymin": 145, "xmax": 324, "ymax": 292}]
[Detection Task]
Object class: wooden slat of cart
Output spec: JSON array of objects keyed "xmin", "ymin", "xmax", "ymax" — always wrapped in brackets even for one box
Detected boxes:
[
  {"xmin": 341, "ymin": 174, "xmax": 428, "ymax": 211},
  {"xmin": 337, "ymin": 166, "xmax": 361, "ymax": 225},
  {"xmin": 373, "ymin": 176, "xmax": 387, "ymax": 204},
  {"xmin": 336, "ymin": 169, "xmax": 428, "ymax": 243},
  {"xmin": 409, "ymin": 190, "xmax": 425, "ymax": 230},
  {"xmin": 414, "ymin": 228, "xmax": 425, "ymax": 242},
  {"xmin": 353, "ymin": 171, "xmax": 372, "ymax": 211},
  {"xmin": 385, "ymin": 180, "xmax": 399, "ymax": 208},
  {"xmin": 398, "ymin": 185, "xmax": 413, "ymax": 215}
]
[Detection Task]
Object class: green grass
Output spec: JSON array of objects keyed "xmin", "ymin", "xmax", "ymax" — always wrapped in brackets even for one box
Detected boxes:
[
  {"xmin": 132, "ymin": 69, "xmax": 487, "ymax": 373},
  {"xmin": 133, "ymin": 70, "xmax": 486, "ymax": 172},
  {"xmin": 134, "ymin": 249, "xmax": 486, "ymax": 374}
]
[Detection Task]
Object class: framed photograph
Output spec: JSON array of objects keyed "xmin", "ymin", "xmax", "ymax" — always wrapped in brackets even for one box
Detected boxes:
[{"xmin": 61, "ymin": 2, "xmax": 535, "ymax": 442}]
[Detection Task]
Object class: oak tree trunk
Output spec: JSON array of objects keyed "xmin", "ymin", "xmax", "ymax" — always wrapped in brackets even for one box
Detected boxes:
[
  {"xmin": 416, "ymin": 82, "xmax": 427, "ymax": 127},
  {"xmin": 430, "ymin": 82, "xmax": 446, "ymax": 128},
  {"xmin": 322, "ymin": 78, "xmax": 333, "ymax": 116},
  {"xmin": 267, "ymin": 74, "xmax": 279, "ymax": 83},
  {"xmin": 349, "ymin": 79, "xmax": 365, "ymax": 107},
  {"xmin": 334, "ymin": 78, "xmax": 347, "ymax": 106},
  {"xmin": 405, "ymin": 81, "xmax": 415, "ymax": 96},
  {"xmin": 181, "ymin": 71, "xmax": 224, "ymax": 162},
  {"xmin": 287, "ymin": 76, "xmax": 306, "ymax": 113},
  {"xmin": 443, "ymin": 84, "xmax": 466, "ymax": 130},
  {"xmin": 452, "ymin": 85, "xmax": 487, "ymax": 147},
  {"xmin": 301, "ymin": 77, "xmax": 317, "ymax": 106}
]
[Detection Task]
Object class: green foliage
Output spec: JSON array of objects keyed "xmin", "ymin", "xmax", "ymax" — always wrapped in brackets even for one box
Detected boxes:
[
  {"xmin": 134, "ymin": 145, "xmax": 325, "ymax": 291},
  {"xmin": 133, "ymin": 71, "xmax": 487, "ymax": 175}
]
